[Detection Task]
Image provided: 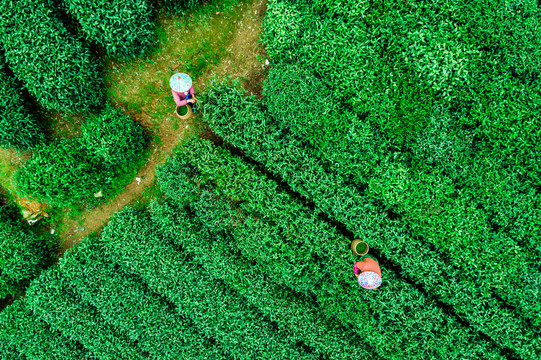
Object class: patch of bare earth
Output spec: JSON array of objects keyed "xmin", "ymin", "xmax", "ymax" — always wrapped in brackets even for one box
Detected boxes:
[{"xmin": 59, "ymin": 0, "xmax": 269, "ymax": 254}]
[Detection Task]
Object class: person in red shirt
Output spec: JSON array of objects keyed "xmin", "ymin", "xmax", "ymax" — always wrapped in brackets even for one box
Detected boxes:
[{"xmin": 354, "ymin": 256, "xmax": 382, "ymax": 289}]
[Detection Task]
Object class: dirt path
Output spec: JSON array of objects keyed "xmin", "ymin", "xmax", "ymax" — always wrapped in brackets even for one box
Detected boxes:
[{"xmin": 59, "ymin": 0, "xmax": 269, "ymax": 254}]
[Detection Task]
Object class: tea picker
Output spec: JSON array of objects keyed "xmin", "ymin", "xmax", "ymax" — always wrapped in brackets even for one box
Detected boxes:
[
  {"xmin": 170, "ymin": 73, "xmax": 198, "ymax": 119},
  {"xmin": 350, "ymin": 239, "xmax": 382, "ymax": 289}
]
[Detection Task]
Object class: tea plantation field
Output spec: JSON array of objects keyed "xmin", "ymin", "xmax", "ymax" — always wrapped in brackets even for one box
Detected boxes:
[{"xmin": 1, "ymin": 0, "xmax": 540, "ymax": 359}]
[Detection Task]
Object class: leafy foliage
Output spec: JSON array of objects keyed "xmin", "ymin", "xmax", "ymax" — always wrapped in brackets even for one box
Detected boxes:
[
  {"xmin": 62, "ymin": 0, "xmax": 154, "ymax": 59},
  {"xmin": 0, "ymin": 205, "xmax": 57, "ymax": 299},
  {"xmin": 0, "ymin": 298, "xmax": 90, "ymax": 359},
  {"xmin": 150, "ymin": 200, "xmax": 372, "ymax": 360},
  {"xmin": 57, "ymin": 239, "xmax": 228, "ymax": 360},
  {"xmin": 0, "ymin": 0, "xmax": 105, "ymax": 112},
  {"xmin": 79, "ymin": 104, "xmax": 145, "ymax": 168},
  {"xmin": 100, "ymin": 206, "xmax": 320, "ymax": 359},
  {"xmin": 157, "ymin": 137, "xmax": 507, "ymax": 360},
  {"xmin": 14, "ymin": 105, "xmax": 145, "ymax": 207},
  {"xmin": 27, "ymin": 267, "xmax": 149, "ymax": 360},
  {"xmin": 199, "ymin": 3, "xmax": 541, "ymax": 358},
  {"xmin": 14, "ymin": 139, "xmax": 112, "ymax": 208},
  {"xmin": 152, "ymin": 0, "xmax": 200, "ymax": 14},
  {"xmin": 0, "ymin": 55, "xmax": 44, "ymax": 150},
  {"xmin": 203, "ymin": 80, "xmax": 541, "ymax": 359},
  {"xmin": 256, "ymin": 0, "xmax": 541, "ymax": 331}
]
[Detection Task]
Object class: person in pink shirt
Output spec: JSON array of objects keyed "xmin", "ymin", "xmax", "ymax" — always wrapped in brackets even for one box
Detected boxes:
[
  {"xmin": 170, "ymin": 73, "xmax": 198, "ymax": 110},
  {"xmin": 354, "ymin": 255, "xmax": 382, "ymax": 289}
]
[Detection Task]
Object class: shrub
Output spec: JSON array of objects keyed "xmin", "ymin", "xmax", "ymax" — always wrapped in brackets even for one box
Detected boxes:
[
  {"xmin": 14, "ymin": 139, "xmax": 112, "ymax": 207},
  {"xmin": 57, "ymin": 239, "xmax": 228, "ymax": 360},
  {"xmin": 0, "ymin": 0, "xmax": 105, "ymax": 112},
  {"xmin": 150, "ymin": 200, "xmax": 373, "ymax": 360},
  {"xmin": 62, "ymin": 0, "xmax": 154, "ymax": 59},
  {"xmin": 0, "ymin": 205, "xmax": 57, "ymax": 299},
  {"xmin": 157, "ymin": 137, "xmax": 509, "ymax": 360},
  {"xmin": 203, "ymin": 81, "xmax": 541, "ymax": 359},
  {"xmin": 0, "ymin": 298, "xmax": 90, "ymax": 360},
  {"xmin": 79, "ymin": 104, "xmax": 145, "ymax": 168},
  {"xmin": 152, "ymin": 0, "xmax": 200, "ymax": 14},
  {"xmin": 0, "ymin": 55, "xmax": 44, "ymax": 150},
  {"xmin": 27, "ymin": 267, "xmax": 149, "ymax": 360},
  {"xmin": 100, "ymin": 206, "xmax": 318, "ymax": 359}
]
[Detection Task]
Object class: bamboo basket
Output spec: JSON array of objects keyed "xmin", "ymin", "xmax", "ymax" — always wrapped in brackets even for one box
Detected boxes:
[
  {"xmin": 174, "ymin": 104, "xmax": 193, "ymax": 120},
  {"xmin": 350, "ymin": 239, "xmax": 369, "ymax": 256}
]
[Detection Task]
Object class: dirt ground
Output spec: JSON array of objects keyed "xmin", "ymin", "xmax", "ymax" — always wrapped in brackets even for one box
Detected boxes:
[{"xmin": 59, "ymin": 0, "xmax": 269, "ymax": 254}]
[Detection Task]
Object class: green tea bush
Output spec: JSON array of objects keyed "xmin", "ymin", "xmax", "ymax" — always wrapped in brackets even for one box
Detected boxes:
[
  {"xmin": 0, "ymin": 205, "xmax": 56, "ymax": 299},
  {"xmin": 153, "ymin": 0, "xmax": 200, "ymax": 14},
  {"xmin": 150, "ymin": 200, "xmax": 374, "ymax": 360},
  {"xmin": 14, "ymin": 139, "xmax": 112, "ymax": 207},
  {"xmin": 79, "ymin": 104, "xmax": 145, "ymax": 168},
  {"xmin": 0, "ymin": 0, "xmax": 105, "ymax": 112},
  {"xmin": 157, "ymin": 137, "xmax": 508, "ymax": 360},
  {"xmin": 0, "ymin": 299, "xmax": 90, "ymax": 360},
  {"xmin": 27, "ymin": 267, "xmax": 148, "ymax": 360},
  {"xmin": 62, "ymin": 0, "xmax": 154, "ymax": 59},
  {"xmin": 57, "ymin": 239, "xmax": 228, "ymax": 360},
  {"xmin": 100, "ymin": 206, "xmax": 319, "ymax": 360},
  {"xmin": 0, "ymin": 55, "xmax": 44, "ymax": 150},
  {"xmin": 203, "ymin": 82, "xmax": 540, "ymax": 359},
  {"xmin": 248, "ymin": 0, "xmax": 541, "ymax": 335}
]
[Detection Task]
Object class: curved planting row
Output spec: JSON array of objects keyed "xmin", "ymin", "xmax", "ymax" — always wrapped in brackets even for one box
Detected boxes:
[
  {"xmin": 0, "ymin": 0, "xmax": 104, "ymax": 113},
  {"xmin": 155, "ymin": 137, "xmax": 506, "ymax": 360},
  {"xmin": 260, "ymin": 0, "xmax": 541, "ymax": 325},
  {"xmin": 0, "ymin": 54, "xmax": 43, "ymax": 150},
  {"xmin": 202, "ymin": 82, "xmax": 541, "ymax": 359},
  {"xmin": 56, "ymin": 240, "xmax": 228, "ymax": 360},
  {"xmin": 0, "ymin": 299, "xmax": 90, "ymax": 360}
]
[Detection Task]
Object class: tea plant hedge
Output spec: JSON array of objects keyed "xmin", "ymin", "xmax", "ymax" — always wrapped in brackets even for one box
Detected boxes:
[
  {"xmin": 15, "ymin": 105, "xmax": 145, "ymax": 207},
  {"xmin": 0, "ymin": 298, "xmax": 91, "ymax": 360},
  {"xmin": 149, "ymin": 200, "xmax": 373, "ymax": 360},
  {"xmin": 153, "ymin": 0, "xmax": 200, "ymax": 14},
  {"xmin": 157, "ymin": 137, "xmax": 513, "ymax": 359},
  {"xmin": 258, "ymin": 0, "xmax": 541, "ymax": 330},
  {"xmin": 79, "ymin": 104, "xmax": 145, "ymax": 168},
  {"xmin": 14, "ymin": 139, "xmax": 111, "ymax": 208},
  {"xmin": 56, "ymin": 240, "xmax": 228, "ymax": 360},
  {"xmin": 62, "ymin": 0, "xmax": 154, "ymax": 59},
  {"xmin": 202, "ymin": 80, "xmax": 541, "ymax": 359},
  {"xmin": 0, "ymin": 0, "xmax": 104, "ymax": 112},
  {"xmin": 0, "ymin": 205, "xmax": 57, "ymax": 299},
  {"xmin": 0, "ymin": 56, "xmax": 44, "ymax": 151}
]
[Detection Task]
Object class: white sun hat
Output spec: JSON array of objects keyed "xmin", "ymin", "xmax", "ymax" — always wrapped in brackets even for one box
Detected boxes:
[{"xmin": 169, "ymin": 73, "xmax": 192, "ymax": 92}]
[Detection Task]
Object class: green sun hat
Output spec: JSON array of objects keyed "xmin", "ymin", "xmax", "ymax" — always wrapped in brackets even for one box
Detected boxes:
[{"xmin": 169, "ymin": 73, "xmax": 192, "ymax": 92}]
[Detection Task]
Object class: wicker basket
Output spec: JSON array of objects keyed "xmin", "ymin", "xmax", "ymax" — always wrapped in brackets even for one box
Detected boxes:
[
  {"xmin": 350, "ymin": 239, "xmax": 369, "ymax": 256},
  {"xmin": 174, "ymin": 104, "xmax": 193, "ymax": 120}
]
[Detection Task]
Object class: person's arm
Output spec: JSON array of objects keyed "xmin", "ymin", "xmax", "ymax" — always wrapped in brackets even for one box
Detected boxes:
[
  {"xmin": 188, "ymin": 85, "xmax": 197, "ymax": 102},
  {"xmin": 172, "ymin": 90, "xmax": 188, "ymax": 107}
]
